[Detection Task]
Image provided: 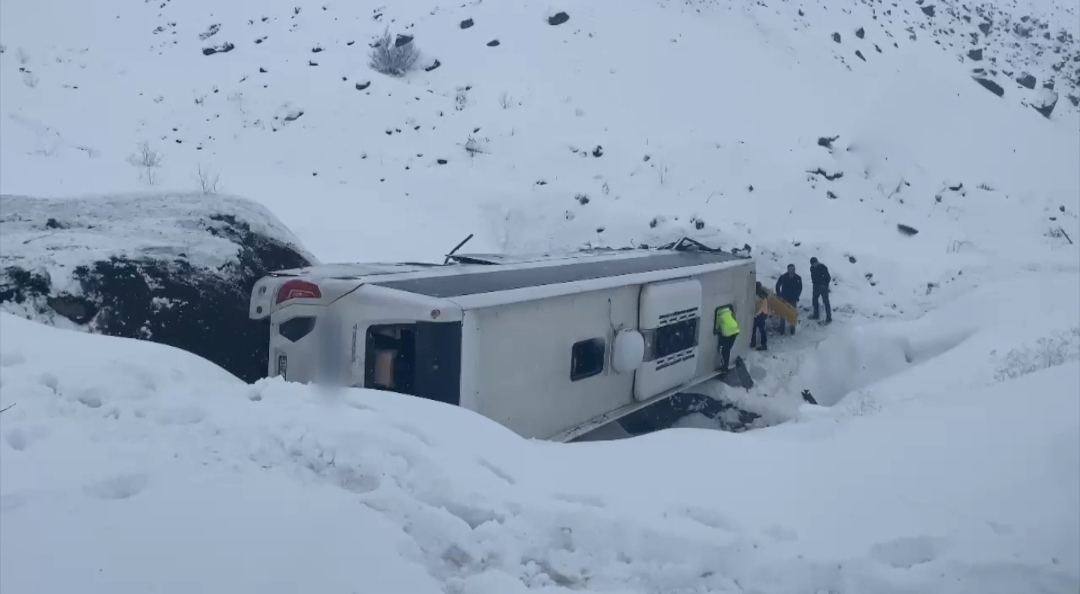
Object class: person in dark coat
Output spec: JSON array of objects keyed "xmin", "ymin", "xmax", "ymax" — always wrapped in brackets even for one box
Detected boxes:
[
  {"xmin": 809, "ymin": 257, "xmax": 832, "ymax": 324},
  {"xmin": 774, "ymin": 263, "xmax": 802, "ymax": 335}
]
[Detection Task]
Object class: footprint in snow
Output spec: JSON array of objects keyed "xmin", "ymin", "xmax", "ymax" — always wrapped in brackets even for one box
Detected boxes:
[{"xmin": 84, "ymin": 472, "xmax": 150, "ymax": 501}]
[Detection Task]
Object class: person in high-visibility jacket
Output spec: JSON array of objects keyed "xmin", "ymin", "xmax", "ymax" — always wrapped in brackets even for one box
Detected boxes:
[{"xmin": 714, "ymin": 305, "xmax": 740, "ymax": 373}]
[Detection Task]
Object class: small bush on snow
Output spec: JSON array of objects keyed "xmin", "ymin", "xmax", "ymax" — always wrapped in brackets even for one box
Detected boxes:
[
  {"xmin": 127, "ymin": 141, "xmax": 164, "ymax": 186},
  {"xmin": 368, "ymin": 29, "xmax": 419, "ymax": 76},
  {"xmin": 993, "ymin": 327, "xmax": 1080, "ymax": 382},
  {"xmin": 193, "ymin": 164, "xmax": 222, "ymax": 194}
]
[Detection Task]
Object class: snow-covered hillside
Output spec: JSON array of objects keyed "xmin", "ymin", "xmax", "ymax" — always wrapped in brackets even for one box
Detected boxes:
[
  {"xmin": 1, "ymin": 0, "xmax": 1077, "ymax": 285},
  {"xmin": 2, "ymin": 0, "xmax": 1079, "ymax": 591},
  {"xmin": 2, "ymin": 269, "xmax": 1078, "ymax": 593}
]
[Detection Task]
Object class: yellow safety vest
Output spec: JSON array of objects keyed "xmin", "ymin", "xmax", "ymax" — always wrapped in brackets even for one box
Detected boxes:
[{"xmin": 715, "ymin": 307, "xmax": 740, "ymax": 337}]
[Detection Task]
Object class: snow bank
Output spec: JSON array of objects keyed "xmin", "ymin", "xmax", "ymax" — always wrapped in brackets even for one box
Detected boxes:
[{"xmin": 2, "ymin": 283, "xmax": 1078, "ymax": 593}]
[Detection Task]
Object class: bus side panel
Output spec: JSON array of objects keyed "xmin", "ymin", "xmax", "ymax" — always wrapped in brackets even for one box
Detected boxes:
[{"xmin": 469, "ymin": 286, "xmax": 639, "ymax": 439}]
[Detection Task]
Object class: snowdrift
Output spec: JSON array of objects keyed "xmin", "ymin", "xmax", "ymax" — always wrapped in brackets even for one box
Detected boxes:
[{"xmin": 2, "ymin": 274, "xmax": 1078, "ymax": 593}]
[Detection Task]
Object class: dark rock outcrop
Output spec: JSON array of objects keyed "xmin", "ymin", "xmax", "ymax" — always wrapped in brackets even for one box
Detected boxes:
[
  {"xmin": 897, "ymin": 223, "xmax": 919, "ymax": 236},
  {"xmin": 202, "ymin": 42, "xmax": 235, "ymax": 56},
  {"xmin": 967, "ymin": 48, "xmax": 983, "ymax": 61},
  {"xmin": 548, "ymin": 12, "xmax": 570, "ymax": 26},
  {"xmin": 0, "ymin": 194, "xmax": 314, "ymax": 384},
  {"xmin": 1015, "ymin": 73, "xmax": 1037, "ymax": 89},
  {"xmin": 973, "ymin": 77, "xmax": 1005, "ymax": 97},
  {"xmin": 460, "ymin": 18, "xmax": 474, "ymax": 29}
]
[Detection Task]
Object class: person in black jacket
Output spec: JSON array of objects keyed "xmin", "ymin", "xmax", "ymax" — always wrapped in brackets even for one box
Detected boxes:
[
  {"xmin": 774, "ymin": 264, "xmax": 802, "ymax": 335},
  {"xmin": 809, "ymin": 257, "xmax": 832, "ymax": 324}
]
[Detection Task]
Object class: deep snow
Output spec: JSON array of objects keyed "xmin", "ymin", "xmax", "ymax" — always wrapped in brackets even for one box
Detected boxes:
[
  {"xmin": 1, "ymin": 273, "xmax": 1078, "ymax": 594},
  {"xmin": 1, "ymin": 0, "xmax": 1080, "ymax": 591}
]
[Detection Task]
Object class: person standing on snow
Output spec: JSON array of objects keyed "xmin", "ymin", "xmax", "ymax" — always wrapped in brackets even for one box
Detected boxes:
[
  {"xmin": 809, "ymin": 257, "xmax": 832, "ymax": 324},
  {"xmin": 714, "ymin": 305, "xmax": 740, "ymax": 374},
  {"xmin": 750, "ymin": 282, "xmax": 769, "ymax": 351},
  {"xmin": 774, "ymin": 263, "xmax": 803, "ymax": 335}
]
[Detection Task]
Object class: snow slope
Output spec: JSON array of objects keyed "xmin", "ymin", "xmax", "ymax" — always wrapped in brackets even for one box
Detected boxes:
[
  {"xmin": 2, "ymin": 271, "xmax": 1078, "ymax": 594},
  {"xmin": 2, "ymin": 0, "xmax": 1080, "ymax": 590},
  {"xmin": 0, "ymin": 0, "xmax": 1076, "ymax": 296}
]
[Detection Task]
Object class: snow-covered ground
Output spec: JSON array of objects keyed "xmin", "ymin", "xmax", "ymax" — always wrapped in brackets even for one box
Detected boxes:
[
  {"xmin": 2, "ymin": 0, "xmax": 1079, "ymax": 590},
  {"xmin": 2, "ymin": 273, "xmax": 1078, "ymax": 593}
]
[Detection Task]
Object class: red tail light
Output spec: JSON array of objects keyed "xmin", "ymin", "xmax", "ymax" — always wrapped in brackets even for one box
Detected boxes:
[{"xmin": 276, "ymin": 280, "xmax": 322, "ymax": 305}]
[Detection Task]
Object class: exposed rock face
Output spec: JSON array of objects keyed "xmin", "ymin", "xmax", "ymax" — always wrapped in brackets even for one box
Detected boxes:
[{"xmin": 0, "ymin": 194, "xmax": 315, "ymax": 383}]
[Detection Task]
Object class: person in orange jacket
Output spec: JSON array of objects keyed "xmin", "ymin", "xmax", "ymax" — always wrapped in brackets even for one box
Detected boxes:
[{"xmin": 750, "ymin": 282, "xmax": 769, "ymax": 351}]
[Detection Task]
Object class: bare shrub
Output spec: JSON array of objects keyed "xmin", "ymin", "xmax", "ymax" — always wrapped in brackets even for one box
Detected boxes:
[
  {"xmin": 16, "ymin": 47, "xmax": 29, "ymax": 65},
  {"xmin": 454, "ymin": 87, "xmax": 468, "ymax": 111},
  {"xmin": 193, "ymin": 164, "xmax": 222, "ymax": 194},
  {"xmin": 368, "ymin": 28, "xmax": 419, "ymax": 76},
  {"xmin": 993, "ymin": 327, "xmax": 1080, "ymax": 382},
  {"xmin": 464, "ymin": 134, "xmax": 484, "ymax": 157},
  {"xmin": 22, "ymin": 72, "xmax": 38, "ymax": 88},
  {"xmin": 127, "ymin": 141, "xmax": 164, "ymax": 186},
  {"xmin": 499, "ymin": 91, "xmax": 513, "ymax": 109}
]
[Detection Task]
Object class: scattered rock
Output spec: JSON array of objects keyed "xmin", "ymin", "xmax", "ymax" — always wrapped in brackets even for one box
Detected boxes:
[
  {"xmin": 978, "ymin": 22, "xmax": 991, "ymax": 35},
  {"xmin": 202, "ymin": 42, "xmax": 235, "ymax": 56},
  {"xmin": 487, "ymin": 39, "xmax": 500, "ymax": 47},
  {"xmin": 921, "ymin": 5, "xmax": 935, "ymax": 17},
  {"xmin": 0, "ymin": 194, "xmax": 313, "ymax": 383},
  {"xmin": 259, "ymin": 67, "xmax": 267, "ymax": 73},
  {"xmin": 437, "ymin": 159, "xmax": 448, "ymax": 165},
  {"xmin": 856, "ymin": 27, "xmax": 865, "ymax": 39},
  {"xmin": 1015, "ymin": 73, "xmax": 1036, "ymax": 89},
  {"xmin": 355, "ymin": 81, "xmax": 371, "ymax": 91},
  {"xmin": 874, "ymin": 44, "xmax": 883, "ymax": 53},
  {"xmin": 848, "ymin": 255, "xmax": 857, "ymax": 263},
  {"xmin": 575, "ymin": 194, "xmax": 589, "ymax": 205},
  {"xmin": 948, "ymin": 182, "xmax": 964, "ymax": 191},
  {"xmin": 826, "ymin": 191, "xmax": 838, "ymax": 200},
  {"xmin": 394, "ymin": 34, "xmax": 414, "ymax": 48},
  {"xmin": 548, "ymin": 12, "xmax": 570, "ymax": 26},
  {"xmin": 967, "ymin": 48, "xmax": 983, "ymax": 61},
  {"xmin": 809, "ymin": 168, "xmax": 844, "ymax": 181},
  {"xmin": 45, "ymin": 218, "xmax": 68, "ymax": 230},
  {"xmin": 592, "ymin": 145, "xmax": 603, "ymax": 157},
  {"xmin": 424, "ymin": 59, "xmax": 441, "ymax": 72},
  {"xmin": 1032, "ymin": 89, "xmax": 1059, "ymax": 118},
  {"xmin": 308, "ymin": 60, "xmax": 318, "ymax": 66},
  {"xmin": 460, "ymin": 18, "xmax": 474, "ymax": 29},
  {"xmin": 312, "ymin": 46, "xmax": 324, "ymax": 53},
  {"xmin": 832, "ymin": 32, "xmax": 842, "ymax": 43},
  {"xmin": 283, "ymin": 110, "xmax": 304, "ymax": 122},
  {"xmin": 817, "ymin": 135, "xmax": 840, "ymax": 150},
  {"xmin": 897, "ymin": 223, "xmax": 919, "ymax": 236},
  {"xmin": 973, "ymin": 77, "xmax": 1005, "ymax": 97},
  {"xmin": 855, "ymin": 50, "xmax": 866, "ymax": 61}
]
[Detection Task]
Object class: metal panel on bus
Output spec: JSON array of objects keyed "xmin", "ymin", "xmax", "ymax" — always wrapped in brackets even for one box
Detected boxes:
[{"xmin": 633, "ymin": 278, "xmax": 703, "ymax": 401}]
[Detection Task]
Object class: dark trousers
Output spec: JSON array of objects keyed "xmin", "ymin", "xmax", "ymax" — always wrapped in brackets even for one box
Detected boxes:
[
  {"xmin": 812, "ymin": 286, "xmax": 832, "ymax": 321},
  {"xmin": 777, "ymin": 298, "xmax": 797, "ymax": 334},
  {"xmin": 718, "ymin": 333, "xmax": 738, "ymax": 371},
  {"xmin": 750, "ymin": 313, "xmax": 767, "ymax": 349}
]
